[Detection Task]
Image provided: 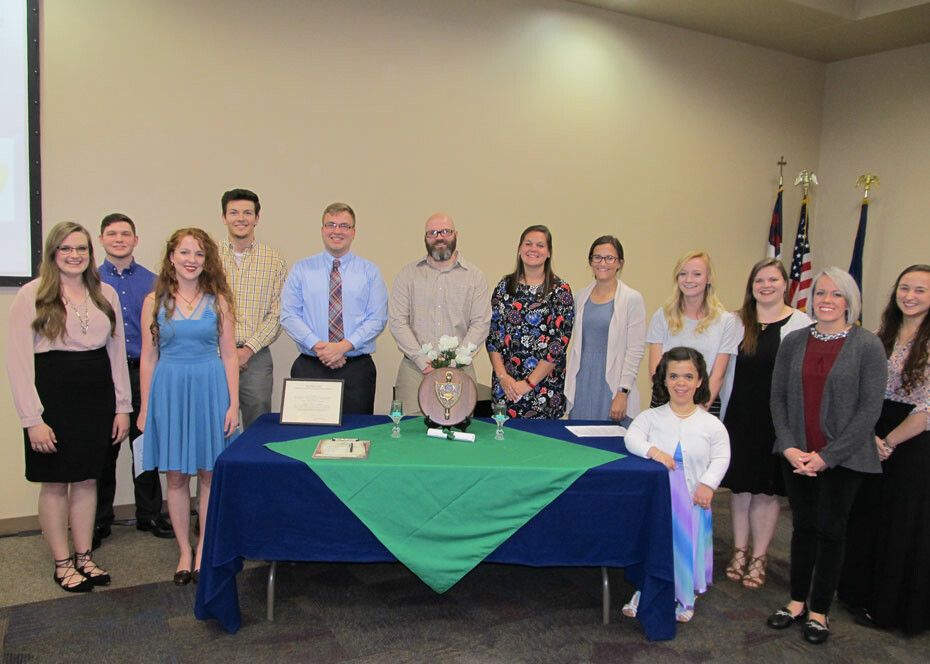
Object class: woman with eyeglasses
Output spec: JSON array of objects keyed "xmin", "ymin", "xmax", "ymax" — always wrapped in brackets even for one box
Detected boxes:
[
  {"xmin": 7, "ymin": 221, "xmax": 131, "ymax": 592},
  {"xmin": 646, "ymin": 250, "xmax": 741, "ymax": 417},
  {"xmin": 565, "ymin": 235, "xmax": 646, "ymax": 423},
  {"xmin": 486, "ymin": 225, "xmax": 574, "ymax": 419}
]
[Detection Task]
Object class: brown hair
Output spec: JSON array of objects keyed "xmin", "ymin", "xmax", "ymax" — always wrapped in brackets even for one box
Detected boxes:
[
  {"xmin": 737, "ymin": 258, "xmax": 789, "ymax": 356},
  {"xmin": 877, "ymin": 264, "xmax": 930, "ymax": 395},
  {"xmin": 651, "ymin": 346, "xmax": 711, "ymax": 406},
  {"xmin": 149, "ymin": 228, "xmax": 236, "ymax": 346},
  {"xmin": 505, "ymin": 224, "xmax": 557, "ymax": 297},
  {"xmin": 32, "ymin": 221, "xmax": 116, "ymax": 342}
]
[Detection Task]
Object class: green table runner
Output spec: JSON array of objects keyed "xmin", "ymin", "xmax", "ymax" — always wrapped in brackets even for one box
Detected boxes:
[{"xmin": 265, "ymin": 417, "xmax": 623, "ymax": 593}]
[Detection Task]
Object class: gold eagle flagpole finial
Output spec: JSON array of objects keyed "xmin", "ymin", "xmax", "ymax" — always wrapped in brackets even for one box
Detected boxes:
[{"xmin": 856, "ymin": 173, "xmax": 880, "ymax": 200}]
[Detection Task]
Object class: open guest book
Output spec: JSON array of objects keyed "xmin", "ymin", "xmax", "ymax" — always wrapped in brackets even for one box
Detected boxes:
[{"xmin": 312, "ymin": 438, "xmax": 370, "ymax": 460}]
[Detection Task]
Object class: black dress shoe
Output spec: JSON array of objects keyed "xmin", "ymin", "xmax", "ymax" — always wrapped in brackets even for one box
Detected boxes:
[
  {"xmin": 174, "ymin": 570, "xmax": 192, "ymax": 586},
  {"xmin": 137, "ymin": 516, "xmax": 175, "ymax": 539},
  {"xmin": 767, "ymin": 605, "xmax": 808, "ymax": 629},
  {"xmin": 852, "ymin": 608, "xmax": 885, "ymax": 630},
  {"xmin": 803, "ymin": 617, "xmax": 830, "ymax": 644},
  {"xmin": 92, "ymin": 525, "xmax": 112, "ymax": 551},
  {"xmin": 192, "ymin": 569, "xmax": 199, "ymax": 584}
]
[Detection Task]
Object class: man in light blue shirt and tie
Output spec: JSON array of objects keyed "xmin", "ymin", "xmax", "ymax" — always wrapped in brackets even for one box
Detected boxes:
[{"xmin": 281, "ymin": 202, "xmax": 388, "ymax": 413}]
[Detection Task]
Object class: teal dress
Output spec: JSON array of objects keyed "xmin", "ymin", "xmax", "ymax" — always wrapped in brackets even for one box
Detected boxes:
[{"xmin": 142, "ymin": 295, "xmax": 233, "ymax": 474}]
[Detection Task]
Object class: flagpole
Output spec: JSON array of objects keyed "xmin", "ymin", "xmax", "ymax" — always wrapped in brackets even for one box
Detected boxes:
[
  {"xmin": 777, "ymin": 156, "xmax": 786, "ymax": 187},
  {"xmin": 766, "ymin": 157, "xmax": 787, "ymax": 259},
  {"xmin": 850, "ymin": 174, "xmax": 879, "ymax": 322}
]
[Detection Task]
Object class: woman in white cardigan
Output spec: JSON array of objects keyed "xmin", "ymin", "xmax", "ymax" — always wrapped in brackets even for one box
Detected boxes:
[
  {"xmin": 565, "ymin": 236, "xmax": 646, "ymax": 424},
  {"xmin": 623, "ymin": 346, "xmax": 731, "ymax": 623}
]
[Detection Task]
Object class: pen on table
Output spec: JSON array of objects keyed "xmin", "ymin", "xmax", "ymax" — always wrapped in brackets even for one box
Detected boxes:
[{"xmin": 349, "ymin": 442, "xmax": 354, "ymax": 453}]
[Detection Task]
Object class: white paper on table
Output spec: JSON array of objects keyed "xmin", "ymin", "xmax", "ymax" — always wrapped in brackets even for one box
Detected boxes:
[
  {"xmin": 132, "ymin": 434, "xmax": 145, "ymax": 477},
  {"xmin": 564, "ymin": 425, "xmax": 626, "ymax": 437},
  {"xmin": 427, "ymin": 428, "xmax": 476, "ymax": 442}
]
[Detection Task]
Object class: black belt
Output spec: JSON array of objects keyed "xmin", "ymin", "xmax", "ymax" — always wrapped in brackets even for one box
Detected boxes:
[
  {"xmin": 305, "ymin": 353, "xmax": 370, "ymax": 364},
  {"xmin": 127, "ymin": 358, "xmax": 141, "ymax": 369}
]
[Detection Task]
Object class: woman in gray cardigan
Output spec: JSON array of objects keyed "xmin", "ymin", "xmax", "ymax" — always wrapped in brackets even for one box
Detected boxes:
[{"xmin": 765, "ymin": 268, "xmax": 887, "ymax": 645}]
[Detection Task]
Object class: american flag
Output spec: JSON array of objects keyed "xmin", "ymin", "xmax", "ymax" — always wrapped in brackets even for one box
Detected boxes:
[
  {"xmin": 766, "ymin": 185, "xmax": 783, "ymax": 259},
  {"xmin": 788, "ymin": 196, "xmax": 812, "ymax": 312}
]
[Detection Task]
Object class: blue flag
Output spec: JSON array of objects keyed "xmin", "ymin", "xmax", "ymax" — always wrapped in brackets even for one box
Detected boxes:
[{"xmin": 848, "ymin": 198, "xmax": 869, "ymax": 322}]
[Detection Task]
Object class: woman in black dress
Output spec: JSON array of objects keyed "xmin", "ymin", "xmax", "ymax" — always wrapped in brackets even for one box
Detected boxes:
[
  {"xmin": 721, "ymin": 259, "xmax": 811, "ymax": 588},
  {"xmin": 7, "ymin": 222, "xmax": 131, "ymax": 592},
  {"xmin": 839, "ymin": 264, "xmax": 930, "ymax": 633}
]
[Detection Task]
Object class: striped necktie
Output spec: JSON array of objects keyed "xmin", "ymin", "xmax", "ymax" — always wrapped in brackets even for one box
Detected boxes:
[{"xmin": 328, "ymin": 259, "xmax": 344, "ymax": 342}]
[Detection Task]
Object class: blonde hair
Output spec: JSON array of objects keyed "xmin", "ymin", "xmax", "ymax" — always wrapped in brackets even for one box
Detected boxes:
[{"xmin": 662, "ymin": 250, "xmax": 725, "ymax": 335}]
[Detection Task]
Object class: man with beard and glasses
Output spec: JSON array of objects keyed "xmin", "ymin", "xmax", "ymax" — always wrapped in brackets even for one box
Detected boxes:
[{"xmin": 388, "ymin": 213, "xmax": 491, "ymax": 414}]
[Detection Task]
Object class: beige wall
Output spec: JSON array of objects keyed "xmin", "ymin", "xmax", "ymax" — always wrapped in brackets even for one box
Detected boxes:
[
  {"xmin": 1, "ymin": 0, "xmax": 837, "ymax": 520},
  {"xmin": 815, "ymin": 42, "xmax": 930, "ymax": 330}
]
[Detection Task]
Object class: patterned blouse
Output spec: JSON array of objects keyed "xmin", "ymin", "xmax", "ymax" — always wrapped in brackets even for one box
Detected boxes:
[
  {"xmin": 486, "ymin": 277, "xmax": 574, "ymax": 419},
  {"xmin": 886, "ymin": 339, "xmax": 930, "ymax": 430}
]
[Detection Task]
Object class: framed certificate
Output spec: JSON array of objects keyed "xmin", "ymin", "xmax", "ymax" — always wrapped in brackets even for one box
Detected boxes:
[{"xmin": 279, "ymin": 378, "xmax": 344, "ymax": 426}]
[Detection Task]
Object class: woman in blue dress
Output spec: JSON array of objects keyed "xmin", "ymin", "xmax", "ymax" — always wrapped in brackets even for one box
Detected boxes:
[
  {"xmin": 564, "ymin": 235, "xmax": 646, "ymax": 424},
  {"xmin": 138, "ymin": 228, "xmax": 239, "ymax": 585},
  {"xmin": 486, "ymin": 225, "xmax": 574, "ymax": 419}
]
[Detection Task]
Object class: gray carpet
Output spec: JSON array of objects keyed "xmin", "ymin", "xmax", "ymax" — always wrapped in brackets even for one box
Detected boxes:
[{"xmin": 2, "ymin": 492, "xmax": 929, "ymax": 663}]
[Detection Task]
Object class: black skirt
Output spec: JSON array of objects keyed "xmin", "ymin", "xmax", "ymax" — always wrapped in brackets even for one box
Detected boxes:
[
  {"xmin": 838, "ymin": 399, "xmax": 930, "ymax": 633},
  {"xmin": 24, "ymin": 348, "xmax": 116, "ymax": 483}
]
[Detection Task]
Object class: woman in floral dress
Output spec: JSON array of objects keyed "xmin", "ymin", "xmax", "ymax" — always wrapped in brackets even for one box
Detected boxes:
[{"xmin": 486, "ymin": 225, "xmax": 574, "ymax": 419}]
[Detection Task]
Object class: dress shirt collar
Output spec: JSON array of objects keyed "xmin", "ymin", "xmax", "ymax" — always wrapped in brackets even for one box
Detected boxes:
[
  {"xmin": 419, "ymin": 251, "xmax": 469, "ymax": 272},
  {"xmin": 222, "ymin": 236, "xmax": 256, "ymax": 254},
  {"xmin": 324, "ymin": 250, "xmax": 354, "ymax": 268},
  {"xmin": 101, "ymin": 258, "xmax": 139, "ymax": 276}
]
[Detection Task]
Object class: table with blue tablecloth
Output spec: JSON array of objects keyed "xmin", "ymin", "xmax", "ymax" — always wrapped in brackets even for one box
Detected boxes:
[{"xmin": 194, "ymin": 414, "xmax": 675, "ymax": 640}]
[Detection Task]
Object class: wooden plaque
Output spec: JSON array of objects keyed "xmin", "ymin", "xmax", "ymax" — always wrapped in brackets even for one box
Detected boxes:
[{"xmin": 418, "ymin": 368, "xmax": 477, "ymax": 427}]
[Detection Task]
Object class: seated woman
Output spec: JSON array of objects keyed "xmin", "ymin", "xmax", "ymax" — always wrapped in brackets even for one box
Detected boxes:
[
  {"xmin": 486, "ymin": 225, "xmax": 574, "ymax": 419},
  {"xmin": 623, "ymin": 346, "xmax": 731, "ymax": 622},
  {"xmin": 565, "ymin": 235, "xmax": 646, "ymax": 424}
]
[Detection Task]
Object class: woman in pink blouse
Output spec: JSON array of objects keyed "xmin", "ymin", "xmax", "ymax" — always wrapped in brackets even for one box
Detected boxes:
[
  {"xmin": 7, "ymin": 222, "xmax": 131, "ymax": 592},
  {"xmin": 839, "ymin": 264, "xmax": 930, "ymax": 633}
]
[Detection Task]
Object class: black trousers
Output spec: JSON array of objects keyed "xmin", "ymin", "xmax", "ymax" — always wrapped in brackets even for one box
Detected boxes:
[
  {"xmin": 95, "ymin": 362, "xmax": 164, "ymax": 526},
  {"xmin": 290, "ymin": 353, "xmax": 377, "ymax": 415},
  {"xmin": 782, "ymin": 459, "xmax": 864, "ymax": 615}
]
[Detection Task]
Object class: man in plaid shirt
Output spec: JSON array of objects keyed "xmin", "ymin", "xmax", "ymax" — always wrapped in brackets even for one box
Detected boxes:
[{"xmin": 220, "ymin": 188, "xmax": 288, "ymax": 429}]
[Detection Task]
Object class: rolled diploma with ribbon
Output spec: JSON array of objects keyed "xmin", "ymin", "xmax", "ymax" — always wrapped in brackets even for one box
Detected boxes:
[{"xmin": 427, "ymin": 428, "xmax": 476, "ymax": 442}]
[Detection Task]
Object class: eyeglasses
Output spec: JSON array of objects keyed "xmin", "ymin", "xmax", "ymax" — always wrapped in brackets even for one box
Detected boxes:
[
  {"xmin": 323, "ymin": 222, "xmax": 354, "ymax": 231},
  {"xmin": 590, "ymin": 255, "xmax": 618, "ymax": 264},
  {"xmin": 58, "ymin": 245, "xmax": 90, "ymax": 255},
  {"xmin": 425, "ymin": 229, "xmax": 455, "ymax": 239}
]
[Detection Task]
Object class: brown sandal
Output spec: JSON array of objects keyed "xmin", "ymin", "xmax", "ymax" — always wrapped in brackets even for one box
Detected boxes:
[
  {"xmin": 726, "ymin": 546, "xmax": 749, "ymax": 581},
  {"xmin": 743, "ymin": 555, "xmax": 767, "ymax": 588}
]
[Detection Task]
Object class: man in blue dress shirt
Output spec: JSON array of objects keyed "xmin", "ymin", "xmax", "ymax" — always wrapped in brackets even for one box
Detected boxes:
[
  {"xmin": 94, "ymin": 213, "xmax": 173, "ymax": 548},
  {"xmin": 281, "ymin": 202, "xmax": 388, "ymax": 414}
]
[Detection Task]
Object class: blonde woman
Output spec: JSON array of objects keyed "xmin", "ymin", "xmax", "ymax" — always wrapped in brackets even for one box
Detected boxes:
[
  {"xmin": 7, "ymin": 222, "xmax": 131, "ymax": 592},
  {"xmin": 646, "ymin": 251, "xmax": 741, "ymax": 416}
]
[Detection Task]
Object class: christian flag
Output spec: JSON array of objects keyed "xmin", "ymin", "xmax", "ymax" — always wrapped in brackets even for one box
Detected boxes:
[
  {"xmin": 848, "ymin": 197, "xmax": 869, "ymax": 322},
  {"xmin": 788, "ymin": 196, "xmax": 812, "ymax": 312},
  {"xmin": 766, "ymin": 185, "xmax": 783, "ymax": 259}
]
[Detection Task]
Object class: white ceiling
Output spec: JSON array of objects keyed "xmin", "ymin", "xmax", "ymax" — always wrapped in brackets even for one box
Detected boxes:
[{"xmin": 567, "ymin": 0, "xmax": 930, "ymax": 61}]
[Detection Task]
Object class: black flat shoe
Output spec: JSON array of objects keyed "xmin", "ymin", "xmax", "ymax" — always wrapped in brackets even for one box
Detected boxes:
[
  {"xmin": 192, "ymin": 569, "xmax": 199, "ymax": 584},
  {"xmin": 852, "ymin": 608, "xmax": 884, "ymax": 630},
  {"xmin": 137, "ymin": 516, "xmax": 175, "ymax": 539},
  {"xmin": 803, "ymin": 617, "xmax": 830, "ymax": 644},
  {"xmin": 74, "ymin": 550, "xmax": 111, "ymax": 587},
  {"xmin": 92, "ymin": 524, "xmax": 111, "ymax": 551},
  {"xmin": 767, "ymin": 605, "xmax": 808, "ymax": 629},
  {"xmin": 53, "ymin": 557, "xmax": 93, "ymax": 593},
  {"xmin": 174, "ymin": 570, "xmax": 192, "ymax": 586}
]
